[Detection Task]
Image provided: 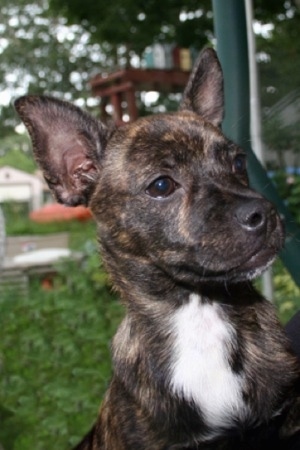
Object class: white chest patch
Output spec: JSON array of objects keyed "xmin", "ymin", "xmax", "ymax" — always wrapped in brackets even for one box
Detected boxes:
[{"xmin": 170, "ymin": 294, "xmax": 248, "ymax": 430}]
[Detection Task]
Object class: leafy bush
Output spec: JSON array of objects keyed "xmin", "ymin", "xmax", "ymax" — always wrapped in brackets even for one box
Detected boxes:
[
  {"xmin": 271, "ymin": 170, "xmax": 300, "ymax": 225},
  {"xmin": 273, "ymin": 259, "xmax": 300, "ymax": 324},
  {"xmin": 266, "ymin": 170, "xmax": 300, "ymax": 321},
  {"xmin": 0, "ymin": 241, "xmax": 124, "ymax": 449}
]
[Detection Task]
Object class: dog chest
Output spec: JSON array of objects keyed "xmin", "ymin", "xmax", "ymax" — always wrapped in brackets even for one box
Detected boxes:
[{"xmin": 169, "ymin": 293, "xmax": 249, "ymax": 431}]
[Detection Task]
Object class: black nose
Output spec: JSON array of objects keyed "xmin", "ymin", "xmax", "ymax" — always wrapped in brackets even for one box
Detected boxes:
[{"xmin": 235, "ymin": 199, "xmax": 274, "ymax": 232}]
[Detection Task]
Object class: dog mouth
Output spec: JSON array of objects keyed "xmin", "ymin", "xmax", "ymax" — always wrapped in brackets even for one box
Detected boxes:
[
  {"xmin": 153, "ymin": 209, "xmax": 285, "ymax": 285},
  {"xmin": 201, "ymin": 218, "xmax": 285, "ymax": 282},
  {"xmin": 160, "ymin": 239, "xmax": 282, "ymax": 286},
  {"xmin": 224, "ymin": 246, "xmax": 278, "ymax": 281},
  {"xmin": 187, "ymin": 246, "xmax": 278, "ymax": 284}
]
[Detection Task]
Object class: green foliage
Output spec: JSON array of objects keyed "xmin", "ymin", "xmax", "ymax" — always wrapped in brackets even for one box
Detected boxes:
[
  {"xmin": 1, "ymin": 0, "xmax": 94, "ymax": 98},
  {"xmin": 0, "ymin": 405, "xmax": 24, "ymax": 449},
  {"xmin": 0, "ymin": 241, "xmax": 124, "ymax": 450},
  {"xmin": 266, "ymin": 171, "xmax": 300, "ymax": 318},
  {"xmin": 0, "ymin": 0, "xmax": 103, "ymax": 140},
  {"xmin": 0, "ymin": 150, "xmax": 35, "ymax": 174},
  {"xmin": 263, "ymin": 117, "xmax": 300, "ymax": 169},
  {"xmin": 0, "ymin": 135, "xmax": 35, "ymax": 173},
  {"xmin": 2, "ymin": 0, "xmax": 300, "ymax": 164},
  {"xmin": 50, "ymin": 0, "xmax": 213, "ymax": 59},
  {"xmin": 271, "ymin": 171, "xmax": 300, "ymax": 224},
  {"xmin": 273, "ymin": 259, "xmax": 300, "ymax": 324},
  {"xmin": 257, "ymin": 4, "xmax": 300, "ymax": 108}
]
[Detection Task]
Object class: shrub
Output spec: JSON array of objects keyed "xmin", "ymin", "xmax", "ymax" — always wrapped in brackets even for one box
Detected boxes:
[{"xmin": 0, "ymin": 241, "xmax": 124, "ymax": 450}]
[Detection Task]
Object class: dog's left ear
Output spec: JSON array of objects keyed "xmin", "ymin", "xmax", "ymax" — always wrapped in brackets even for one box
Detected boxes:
[
  {"xmin": 179, "ymin": 47, "xmax": 224, "ymax": 127},
  {"xmin": 15, "ymin": 95, "xmax": 110, "ymax": 206}
]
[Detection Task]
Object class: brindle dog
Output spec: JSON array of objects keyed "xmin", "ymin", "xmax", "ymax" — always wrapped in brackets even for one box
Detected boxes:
[{"xmin": 15, "ymin": 48, "xmax": 300, "ymax": 449}]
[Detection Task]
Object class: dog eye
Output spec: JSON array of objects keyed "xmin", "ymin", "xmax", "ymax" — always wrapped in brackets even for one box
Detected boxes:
[
  {"xmin": 232, "ymin": 154, "xmax": 247, "ymax": 173},
  {"xmin": 146, "ymin": 177, "xmax": 178, "ymax": 198}
]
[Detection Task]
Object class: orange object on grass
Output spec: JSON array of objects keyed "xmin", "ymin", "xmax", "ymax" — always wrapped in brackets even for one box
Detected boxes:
[{"xmin": 29, "ymin": 203, "xmax": 92, "ymax": 223}]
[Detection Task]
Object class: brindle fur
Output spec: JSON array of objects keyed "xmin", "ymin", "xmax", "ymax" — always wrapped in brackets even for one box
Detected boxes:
[{"xmin": 15, "ymin": 48, "xmax": 300, "ymax": 449}]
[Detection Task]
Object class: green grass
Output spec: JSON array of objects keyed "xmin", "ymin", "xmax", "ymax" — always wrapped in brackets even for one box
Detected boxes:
[{"xmin": 0, "ymin": 231, "xmax": 124, "ymax": 449}]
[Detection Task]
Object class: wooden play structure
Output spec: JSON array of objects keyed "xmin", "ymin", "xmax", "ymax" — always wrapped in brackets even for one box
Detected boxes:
[
  {"xmin": 90, "ymin": 66, "xmax": 190, "ymax": 125},
  {"xmin": 89, "ymin": 44, "xmax": 195, "ymax": 125}
]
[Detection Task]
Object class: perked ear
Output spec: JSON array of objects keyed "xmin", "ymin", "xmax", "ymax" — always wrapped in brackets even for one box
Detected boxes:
[
  {"xmin": 179, "ymin": 48, "xmax": 224, "ymax": 127},
  {"xmin": 14, "ymin": 95, "xmax": 109, "ymax": 206}
]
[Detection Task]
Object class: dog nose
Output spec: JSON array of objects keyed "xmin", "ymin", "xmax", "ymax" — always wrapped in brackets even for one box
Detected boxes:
[{"xmin": 234, "ymin": 199, "xmax": 274, "ymax": 232}]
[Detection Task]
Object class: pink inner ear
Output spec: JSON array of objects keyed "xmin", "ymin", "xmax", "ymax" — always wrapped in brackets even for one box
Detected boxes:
[
  {"xmin": 74, "ymin": 160, "xmax": 97, "ymax": 182},
  {"xmin": 61, "ymin": 142, "xmax": 97, "ymax": 184},
  {"xmin": 63, "ymin": 144, "xmax": 87, "ymax": 175}
]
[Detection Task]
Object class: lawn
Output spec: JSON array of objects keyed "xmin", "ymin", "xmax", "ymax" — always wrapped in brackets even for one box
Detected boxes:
[{"xmin": 0, "ymin": 215, "xmax": 124, "ymax": 449}]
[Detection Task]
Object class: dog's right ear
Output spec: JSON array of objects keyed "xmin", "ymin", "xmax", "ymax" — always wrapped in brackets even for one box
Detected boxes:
[{"xmin": 14, "ymin": 95, "xmax": 110, "ymax": 206}]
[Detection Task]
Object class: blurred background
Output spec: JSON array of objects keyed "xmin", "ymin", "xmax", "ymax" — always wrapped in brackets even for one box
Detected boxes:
[{"xmin": 0, "ymin": 0, "xmax": 299, "ymax": 448}]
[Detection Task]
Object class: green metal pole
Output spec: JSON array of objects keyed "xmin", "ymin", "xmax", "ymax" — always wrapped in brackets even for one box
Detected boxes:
[{"xmin": 212, "ymin": 0, "xmax": 300, "ymax": 286}]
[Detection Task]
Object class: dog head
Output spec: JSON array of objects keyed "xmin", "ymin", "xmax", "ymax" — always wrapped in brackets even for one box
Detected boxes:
[{"xmin": 15, "ymin": 48, "xmax": 284, "ymax": 290}]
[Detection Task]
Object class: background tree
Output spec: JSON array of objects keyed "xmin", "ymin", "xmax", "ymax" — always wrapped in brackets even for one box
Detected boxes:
[
  {"xmin": 0, "ymin": 0, "xmax": 104, "ymax": 139},
  {"xmin": 50, "ymin": 0, "xmax": 213, "ymax": 63},
  {"xmin": 1, "ymin": 0, "xmax": 300, "ymax": 166},
  {"xmin": 256, "ymin": 1, "xmax": 300, "ymax": 107}
]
